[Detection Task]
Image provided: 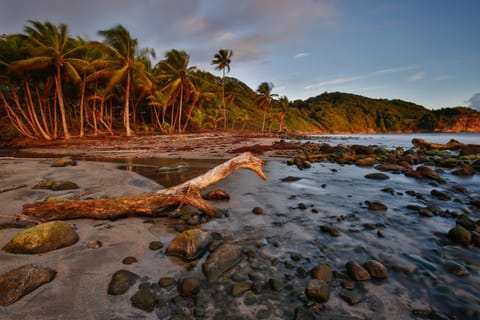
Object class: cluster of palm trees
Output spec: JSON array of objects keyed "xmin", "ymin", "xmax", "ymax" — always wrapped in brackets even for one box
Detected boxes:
[{"xmin": 0, "ymin": 21, "xmax": 289, "ymax": 140}]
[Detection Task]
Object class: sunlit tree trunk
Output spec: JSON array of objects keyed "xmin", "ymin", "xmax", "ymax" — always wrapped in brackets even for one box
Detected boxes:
[{"xmin": 55, "ymin": 65, "xmax": 71, "ymax": 139}]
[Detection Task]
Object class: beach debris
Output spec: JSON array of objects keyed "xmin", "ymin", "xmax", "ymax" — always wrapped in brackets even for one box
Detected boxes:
[
  {"xmin": 0, "ymin": 264, "xmax": 56, "ymax": 306},
  {"xmin": 2, "ymin": 221, "xmax": 79, "ymax": 254},
  {"xmin": 0, "ymin": 184, "xmax": 27, "ymax": 193},
  {"xmin": 19, "ymin": 152, "xmax": 266, "ymax": 221},
  {"xmin": 166, "ymin": 229, "xmax": 212, "ymax": 261},
  {"xmin": 202, "ymin": 244, "xmax": 243, "ymax": 282}
]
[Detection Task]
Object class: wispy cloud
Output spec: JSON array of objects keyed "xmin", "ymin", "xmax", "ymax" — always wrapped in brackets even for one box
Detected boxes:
[
  {"xmin": 408, "ymin": 71, "xmax": 426, "ymax": 81},
  {"xmin": 374, "ymin": 66, "xmax": 416, "ymax": 75},
  {"xmin": 467, "ymin": 93, "xmax": 480, "ymax": 111},
  {"xmin": 294, "ymin": 52, "xmax": 309, "ymax": 59}
]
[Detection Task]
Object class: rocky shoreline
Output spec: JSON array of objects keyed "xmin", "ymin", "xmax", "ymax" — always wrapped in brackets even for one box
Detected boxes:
[{"xmin": 0, "ymin": 136, "xmax": 479, "ymax": 319}]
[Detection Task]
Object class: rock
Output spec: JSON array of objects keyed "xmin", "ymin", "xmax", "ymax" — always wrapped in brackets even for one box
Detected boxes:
[
  {"xmin": 269, "ymin": 278, "xmax": 284, "ymax": 291},
  {"xmin": 305, "ymin": 279, "xmax": 330, "ymax": 303},
  {"xmin": 178, "ymin": 277, "xmax": 201, "ymax": 296},
  {"xmin": 451, "ymin": 185, "xmax": 469, "ymax": 194},
  {"xmin": 122, "ymin": 256, "xmax": 137, "ymax": 265},
  {"xmin": 32, "ymin": 179, "xmax": 80, "ymax": 191},
  {"xmin": 158, "ymin": 277, "xmax": 175, "ymax": 287},
  {"xmin": 130, "ymin": 289, "xmax": 157, "ymax": 312},
  {"xmin": 0, "ymin": 264, "xmax": 56, "ymax": 306},
  {"xmin": 294, "ymin": 307, "xmax": 317, "ymax": 320},
  {"xmin": 443, "ymin": 261, "xmax": 469, "ymax": 276},
  {"xmin": 281, "ymin": 176, "xmax": 302, "ymax": 182},
  {"xmin": 346, "ymin": 261, "xmax": 371, "ymax": 281},
  {"xmin": 339, "ymin": 288, "xmax": 362, "ymax": 305},
  {"xmin": 366, "ymin": 201, "xmax": 388, "ymax": 211},
  {"xmin": 231, "ymin": 281, "xmax": 251, "ymax": 297},
  {"xmin": 363, "ymin": 260, "xmax": 388, "ymax": 279},
  {"xmin": 252, "ymin": 207, "xmax": 264, "ymax": 215},
  {"xmin": 472, "ymin": 231, "xmax": 480, "ymax": 247},
  {"xmin": 365, "ymin": 172, "xmax": 389, "ymax": 180},
  {"xmin": 456, "ymin": 214, "xmax": 476, "ymax": 230},
  {"xmin": 149, "ymin": 241, "xmax": 164, "ymax": 250},
  {"xmin": 107, "ymin": 270, "xmax": 140, "ymax": 295},
  {"xmin": 203, "ymin": 188, "xmax": 230, "ymax": 200},
  {"xmin": 310, "ymin": 264, "xmax": 333, "ymax": 282},
  {"xmin": 251, "ymin": 280, "xmax": 266, "ymax": 294},
  {"xmin": 355, "ymin": 157, "xmax": 376, "ymax": 167},
  {"xmin": 166, "ymin": 229, "xmax": 212, "ymax": 261},
  {"xmin": 448, "ymin": 225, "xmax": 472, "ymax": 245},
  {"xmin": 375, "ymin": 163, "xmax": 405, "ymax": 172},
  {"xmin": 381, "ymin": 187, "xmax": 395, "ymax": 195},
  {"xmin": 2, "ymin": 221, "xmax": 79, "ymax": 254},
  {"xmin": 202, "ymin": 244, "xmax": 243, "ymax": 282},
  {"xmin": 51, "ymin": 157, "xmax": 76, "ymax": 167},
  {"xmin": 430, "ymin": 189, "xmax": 451, "ymax": 201},
  {"xmin": 452, "ymin": 165, "xmax": 475, "ymax": 176},
  {"xmin": 87, "ymin": 240, "xmax": 102, "ymax": 249},
  {"xmin": 405, "ymin": 165, "xmax": 445, "ymax": 183}
]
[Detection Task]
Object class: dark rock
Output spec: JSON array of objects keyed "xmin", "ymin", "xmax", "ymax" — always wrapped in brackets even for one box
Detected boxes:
[
  {"xmin": 375, "ymin": 163, "xmax": 405, "ymax": 172},
  {"xmin": 365, "ymin": 173, "xmax": 389, "ymax": 180},
  {"xmin": 339, "ymin": 288, "xmax": 362, "ymax": 305},
  {"xmin": 280, "ymin": 176, "xmax": 302, "ymax": 182},
  {"xmin": 341, "ymin": 280, "xmax": 354, "ymax": 290},
  {"xmin": 442, "ymin": 261, "xmax": 469, "ymax": 276},
  {"xmin": 166, "ymin": 229, "xmax": 212, "ymax": 261},
  {"xmin": 431, "ymin": 189, "xmax": 452, "ymax": 201},
  {"xmin": 377, "ymin": 230, "xmax": 385, "ymax": 237},
  {"xmin": 178, "ymin": 277, "xmax": 201, "ymax": 296},
  {"xmin": 363, "ymin": 260, "xmax": 388, "ymax": 279},
  {"xmin": 305, "ymin": 279, "xmax": 330, "ymax": 303},
  {"xmin": 456, "ymin": 214, "xmax": 476, "ymax": 230},
  {"xmin": 269, "ymin": 278, "xmax": 284, "ymax": 291},
  {"xmin": 252, "ymin": 207, "xmax": 264, "ymax": 215},
  {"xmin": 366, "ymin": 201, "xmax": 388, "ymax": 211},
  {"xmin": 130, "ymin": 289, "xmax": 157, "ymax": 312},
  {"xmin": 158, "ymin": 277, "xmax": 175, "ymax": 287},
  {"xmin": 472, "ymin": 231, "xmax": 480, "ymax": 247},
  {"xmin": 448, "ymin": 225, "xmax": 472, "ymax": 245},
  {"xmin": 451, "ymin": 185, "xmax": 469, "ymax": 194},
  {"xmin": 122, "ymin": 256, "xmax": 137, "ymax": 265},
  {"xmin": 452, "ymin": 165, "xmax": 475, "ymax": 176},
  {"xmin": 231, "ymin": 281, "xmax": 251, "ymax": 297},
  {"xmin": 418, "ymin": 208, "xmax": 434, "ymax": 217},
  {"xmin": 149, "ymin": 241, "xmax": 163, "ymax": 250},
  {"xmin": 243, "ymin": 294, "xmax": 257, "ymax": 306},
  {"xmin": 298, "ymin": 203, "xmax": 307, "ymax": 210},
  {"xmin": 0, "ymin": 264, "xmax": 56, "ymax": 306},
  {"xmin": 51, "ymin": 157, "xmax": 76, "ymax": 167},
  {"xmin": 346, "ymin": 261, "xmax": 371, "ymax": 281},
  {"xmin": 195, "ymin": 291, "xmax": 211, "ymax": 306},
  {"xmin": 310, "ymin": 264, "xmax": 333, "ymax": 282},
  {"xmin": 381, "ymin": 187, "xmax": 395, "ymax": 195},
  {"xmin": 294, "ymin": 307, "xmax": 317, "ymax": 320},
  {"xmin": 2, "ymin": 221, "xmax": 79, "ymax": 254},
  {"xmin": 202, "ymin": 244, "xmax": 243, "ymax": 282},
  {"xmin": 405, "ymin": 165, "xmax": 445, "ymax": 183},
  {"xmin": 107, "ymin": 270, "xmax": 139, "ymax": 295},
  {"xmin": 203, "ymin": 188, "xmax": 230, "ymax": 200}
]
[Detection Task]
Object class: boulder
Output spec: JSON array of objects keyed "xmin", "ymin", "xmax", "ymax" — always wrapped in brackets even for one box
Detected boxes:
[
  {"xmin": 166, "ymin": 229, "xmax": 212, "ymax": 261},
  {"xmin": 405, "ymin": 166, "xmax": 445, "ymax": 183},
  {"xmin": 202, "ymin": 244, "xmax": 243, "ymax": 282},
  {"xmin": 0, "ymin": 264, "xmax": 56, "ymax": 306},
  {"xmin": 2, "ymin": 221, "xmax": 79, "ymax": 254}
]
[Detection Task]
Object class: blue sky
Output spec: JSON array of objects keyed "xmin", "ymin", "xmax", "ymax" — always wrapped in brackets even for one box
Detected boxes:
[{"xmin": 1, "ymin": 0, "xmax": 479, "ymax": 110}]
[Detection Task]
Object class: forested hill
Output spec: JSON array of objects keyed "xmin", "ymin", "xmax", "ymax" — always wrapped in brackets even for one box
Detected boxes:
[{"xmin": 288, "ymin": 92, "xmax": 480, "ymax": 133}]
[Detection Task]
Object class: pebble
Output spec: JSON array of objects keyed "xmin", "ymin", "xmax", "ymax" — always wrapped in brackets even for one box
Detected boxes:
[
  {"xmin": 87, "ymin": 240, "xmax": 102, "ymax": 249},
  {"xmin": 130, "ymin": 289, "xmax": 157, "ymax": 312},
  {"xmin": 149, "ymin": 241, "xmax": 163, "ymax": 250},
  {"xmin": 339, "ymin": 288, "xmax": 362, "ymax": 305},
  {"xmin": 252, "ymin": 207, "xmax": 264, "ymax": 215},
  {"xmin": 122, "ymin": 256, "xmax": 137, "ymax": 265},
  {"xmin": 158, "ymin": 277, "xmax": 175, "ymax": 287},
  {"xmin": 346, "ymin": 261, "xmax": 371, "ymax": 281},
  {"xmin": 178, "ymin": 277, "xmax": 201, "ymax": 296},
  {"xmin": 363, "ymin": 260, "xmax": 388, "ymax": 279}
]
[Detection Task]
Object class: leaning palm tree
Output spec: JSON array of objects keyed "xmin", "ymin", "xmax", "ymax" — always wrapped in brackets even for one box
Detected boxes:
[
  {"xmin": 211, "ymin": 49, "xmax": 232, "ymax": 130},
  {"xmin": 256, "ymin": 82, "xmax": 277, "ymax": 133},
  {"xmin": 95, "ymin": 24, "xmax": 155, "ymax": 136},
  {"xmin": 277, "ymin": 96, "xmax": 289, "ymax": 132}
]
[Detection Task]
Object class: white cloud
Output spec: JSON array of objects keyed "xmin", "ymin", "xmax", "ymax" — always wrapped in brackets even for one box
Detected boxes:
[
  {"xmin": 294, "ymin": 52, "xmax": 309, "ymax": 59},
  {"xmin": 408, "ymin": 71, "xmax": 426, "ymax": 81},
  {"xmin": 467, "ymin": 93, "xmax": 480, "ymax": 111}
]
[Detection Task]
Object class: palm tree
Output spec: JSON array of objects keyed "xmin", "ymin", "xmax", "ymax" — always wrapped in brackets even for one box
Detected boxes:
[
  {"xmin": 10, "ymin": 21, "xmax": 86, "ymax": 139},
  {"xmin": 211, "ymin": 49, "xmax": 232, "ymax": 130},
  {"xmin": 154, "ymin": 49, "xmax": 196, "ymax": 132},
  {"xmin": 277, "ymin": 96, "xmax": 289, "ymax": 132},
  {"xmin": 96, "ymin": 24, "xmax": 155, "ymax": 136},
  {"xmin": 256, "ymin": 82, "xmax": 277, "ymax": 133}
]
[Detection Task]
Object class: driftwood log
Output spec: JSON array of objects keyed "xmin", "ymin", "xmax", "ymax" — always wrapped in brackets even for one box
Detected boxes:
[{"xmin": 18, "ymin": 152, "xmax": 266, "ymax": 221}]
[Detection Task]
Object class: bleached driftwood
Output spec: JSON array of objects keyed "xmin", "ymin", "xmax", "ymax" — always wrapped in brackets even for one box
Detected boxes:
[{"xmin": 18, "ymin": 152, "xmax": 266, "ymax": 221}]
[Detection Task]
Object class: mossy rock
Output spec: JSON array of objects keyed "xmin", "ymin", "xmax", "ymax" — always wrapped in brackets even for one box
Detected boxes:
[
  {"xmin": 107, "ymin": 270, "xmax": 140, "ymax": 295},
  {"xmin": 448, "ymin": 225, "xmax": 472, "ymax": 245},
  {"xmin": 2, "ymin": 221, "xmax": 79, "ymax": 254},
  {"xmin": 32, "ymin": 179, "xmax": 79, "ymax": 191}
]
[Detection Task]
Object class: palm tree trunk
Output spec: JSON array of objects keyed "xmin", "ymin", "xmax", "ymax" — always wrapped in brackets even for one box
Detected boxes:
[
  {"xmin": 178, "ymin": 83, "xmax": 184, "ymax": 133},
  {"xmin": 79, "ymin": 73, "xmax": 87, "ymax": 137},
  {"xmin": 222, "ymin": 70, "xmax": 226, "ymax": 130},
  {"xmin": 25, "ymin": 80, "xmax": 51, "ymax": 140},
  {"xmin": 262, "ymin": 109, "xmax": 267, "ymax": 133},
  {"xmin": 55, "ymin": 66, "xmax": 71, "ymax": 139},
  {"xmin": 124, "ymin": 71, "xmax": 132, "ymax": 136}
]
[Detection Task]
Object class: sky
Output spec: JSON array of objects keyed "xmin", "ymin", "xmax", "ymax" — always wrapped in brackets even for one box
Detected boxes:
[{"xmin": 1, "ymin": 0, "xmax": 479, "ymax": 110}]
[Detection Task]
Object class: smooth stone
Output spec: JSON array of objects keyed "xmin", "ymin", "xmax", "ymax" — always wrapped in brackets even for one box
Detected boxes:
[
  {"xmin": 456, "ymin": 214, "xmax": 476, "ymax": 230},
  {"xmin": 149, "ymin": 241, "xmax": 164, "ymax": 250},
  {"xmin": 51, "ymin": 157, "xmax": 76, "ymax": 167},
  {"xmin": 107, "ymin": 270, "xmax": 140, "ymax": 295},
  {"xmin": 452, "ymin": 185, "xmax": 469, "ymax": 194},
  {"xmin": 305, "ymin": 279, "xmax": 330, "ymax": 303},
  {"xmin": 87, "ymin": 240, "xmax": 102, "ymax": 249},
  {"xmin": 252, "ymin": 207, "xmax": 264, "ymax": 215},
  {"xmin": 122, "ymin": 256, "xmax": 137, "ymax": 265},
  {"xmin": 443, "ymin": 261, "xmax": 469, "ymax": 276},
  {"xmin": 0, "ymin": 264, "xmax": 56, "ymax": 306},
  {"xmin": 431, "ymin": 189, "xmax": 452, "ymax": 201},
  {"xmin": 363, "ymin": 260, "xmax": 388, "ymax": 279},
  {"xmin": 340, "ymin": 288, "xmax": 362, "ymax": 305},
  {"xmin": 166, "ymin": 229, "xmax": 212, "ymax": 261},
  {"xmin": 280, "ymin": 176, "xmax": 302, "ymax": 182},
  {"xmin": 269, "ymin": 278, "xmax": 284, "ymax": 291},
  {"xmin": 448, "ymin": 225, "xmax": 472, "ymax": 245},
  {"xmin": 452, "ymin": 165, "xmax": 475, "ymax": 176},
  {"xmin": 2, "ymin": 221, "xmax": 79, "ymax": 254},
  {"xmin": 366, "ymin": 201, "xmax": 388, "ymax": 211},
  {"xmin": 355, "ymin": 157, "xmax": 376, "ymax": 166},
  {"xmin": 231, "ymin": 281, "xmax": 251, "ymax": 297},
  {"xmin": 130, "ymin": 289, "xmax": 157, "ymax": 312},
  {"xmin": 178, "ymin": 277, "xmax": 201, "ymax": 296},
  {"xmin": 365, "ymin": 172, "xmax": 389, "ymax": 180},
  {"xmin": 346, "ymin": 261, "xmax": 371, "ymax": 281},
  {"xmin": 375, "ymin": 163, "xmax": 405, "ymax": 172},
  {"xmin": 310, "ymin": 264, "xmax": 333, "ymax": 282},
  {"xmin": 203, "ymin": 188, "xmax": 230, "ymax": 200},
  {"xmin": 158, "ymin": 277, "xmax": 175, "ymax": 287},
  {"xmin": 202, "ymin": 244, "xmax": 243, "ymax": 282},
  {"xmin": 243, "ymin": 294, "xmax": 258, "ymax": 306}
]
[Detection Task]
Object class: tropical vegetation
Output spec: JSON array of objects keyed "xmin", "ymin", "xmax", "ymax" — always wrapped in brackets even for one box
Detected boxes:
[{"xmin": 1, "ymin": 21, "xmax": 479, "ymax": 144}]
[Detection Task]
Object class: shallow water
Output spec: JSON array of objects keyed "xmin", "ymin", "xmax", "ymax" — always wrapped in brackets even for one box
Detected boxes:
[{"xmin": 109, "ymin": 150, "xmax": 479, "ymax": 319}]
